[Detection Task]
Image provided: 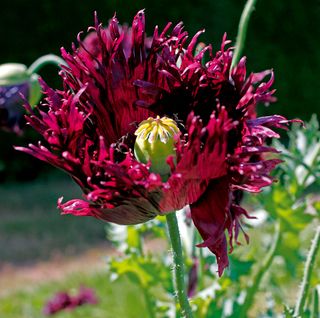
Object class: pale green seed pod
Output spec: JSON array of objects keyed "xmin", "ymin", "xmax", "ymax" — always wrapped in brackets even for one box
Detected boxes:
[{"xmin": 134, "ymin": 116, "xmax": 180, "ymax": 178}]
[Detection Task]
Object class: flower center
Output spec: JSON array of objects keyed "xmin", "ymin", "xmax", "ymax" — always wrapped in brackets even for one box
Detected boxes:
[{"xmin": 134, "ymin": 116, "xmax": 180, "ymax": 177}]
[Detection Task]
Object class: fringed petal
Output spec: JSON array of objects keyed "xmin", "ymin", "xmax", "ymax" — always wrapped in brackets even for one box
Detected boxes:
[
  {"xmin": 160, "ymin": 107, "xmax": 233, "ymax": 212},
  {"xmin": 190, "ymin": 177, "xmax": 231, "ymax": 277}
]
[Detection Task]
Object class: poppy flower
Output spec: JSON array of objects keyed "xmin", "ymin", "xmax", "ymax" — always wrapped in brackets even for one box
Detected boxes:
[
  {"xmin": 17, "ymin": 10, "xmax": 296, "ymax": 275},
  {"xmin": 43, "ymin": 287, "xmax": 98, "ymax": 315}
]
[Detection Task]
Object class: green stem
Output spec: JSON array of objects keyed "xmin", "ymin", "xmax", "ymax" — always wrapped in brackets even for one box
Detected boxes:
[
  {"xmin": 166, "ymin": 212, "xmax": 194, "ymax": 318},
  {"xmin": 294, "ymin": 226, "xmax": 320, "ymax": 317},
  {"xmin": 311, "ymin": 287, "xmax": 319, "ymax": 318},
  {"xmin": 27, "ymin": 54, "xmax": 66, "ymax": 74},
  {"xmin": 230, "ymin": 0, "xmax": 258, "ymax": 71},
  {"xmin": 238, "ymin": 220, "xmax": 281, "ymax": 318}
]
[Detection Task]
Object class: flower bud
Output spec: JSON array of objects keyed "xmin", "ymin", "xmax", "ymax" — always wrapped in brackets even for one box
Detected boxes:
[
  {"xmin": 0, "ymin": 63, "xmax": 29, "ymax": 85},
  {"xmin": 0, "ymin": 63, "xmax": 41, "ymax": 106},
  {"xmin": 134, "ymin": 116, "xmax": 179, "ymax": 178},
  {"xmin": 0, "ymin": 63, "xmax": 42, "ymax": 133}
]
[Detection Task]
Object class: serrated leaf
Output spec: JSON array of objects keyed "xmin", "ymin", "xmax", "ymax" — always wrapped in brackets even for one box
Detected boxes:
[{"xmin": 228, "ymin": 257, "xmax": 254, "ymax": 282}]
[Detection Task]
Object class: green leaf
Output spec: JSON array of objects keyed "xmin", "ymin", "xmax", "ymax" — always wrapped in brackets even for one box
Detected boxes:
[
  {"xmin": 228, "ymin": 256, "xmax": 254, "ymax": 282},
  {"xmin": 108, "ymin": 254, "xmax": 172, "ymax": 292}
]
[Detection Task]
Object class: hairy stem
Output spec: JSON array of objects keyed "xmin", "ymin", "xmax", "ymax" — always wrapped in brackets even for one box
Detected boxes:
[
  {"xmin": 238, "ymin": 220, "xmax": 281, "ymax": 318},
  {"xmin": 230, "ymin": 0, "xmax": 258, "ymax": 71},
  {"xmin": 294, "ymin": 226, "xmax": 320, "ymax": 317},
  {"xmin": 311, "ymin": 287, "xmax": 319, "ymax": 318},
  {"xmin": 27, "ymin": 54, "xmax": 66, "ymax": 74},
  {"xmin": 166, "ymin": 212, "xmax": 194, "ymax": 318}
]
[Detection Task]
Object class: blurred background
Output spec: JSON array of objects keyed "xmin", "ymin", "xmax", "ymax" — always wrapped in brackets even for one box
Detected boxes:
[{"xmin": 0, "ymin": 0, "xmax": 319, "ymax": 317}]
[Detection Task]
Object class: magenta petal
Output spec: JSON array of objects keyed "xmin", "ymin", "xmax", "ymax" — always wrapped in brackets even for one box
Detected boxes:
[
  {"xmin": 160, "ymin": 107, "xmax": 232, "ymax": 212},
  {"xmin": 190, "ymin": 177, "xmax": 231, "ymax": 276}
]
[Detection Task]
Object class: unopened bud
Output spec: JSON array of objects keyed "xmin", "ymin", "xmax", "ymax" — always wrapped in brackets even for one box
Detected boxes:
[
  {"xmin": 0, "ymin": 63, "xmax": 41, "ymax": 106},
  {"xmin": 0, "ymin": 63, "xmax": 42, "ymax": 133}
]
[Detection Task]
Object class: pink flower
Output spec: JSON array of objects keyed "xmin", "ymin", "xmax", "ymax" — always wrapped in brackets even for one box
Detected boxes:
[
  {"xmin": 43, "ymin": 287, "xmax": 98, "ymax": 315},
  {"xmin": 17, "ymin": 10, "xmax": 297, "ymax": 275}
]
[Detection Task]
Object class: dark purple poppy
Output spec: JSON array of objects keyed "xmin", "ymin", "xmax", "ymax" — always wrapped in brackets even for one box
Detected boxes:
[
  {"xmin": 17, "ymin": 10, "xmax": 297, "ymax": 275},
  {"xmin": 43, "ymin": 287, "xmax": 98, "ymax": 315},
  {"xmin": 75, "ymin": 286, "xmax": 99, "ymax": 306},
  {"xmin": 43, "ymin": 292, "xmax": 73, "ymax": 315}
]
